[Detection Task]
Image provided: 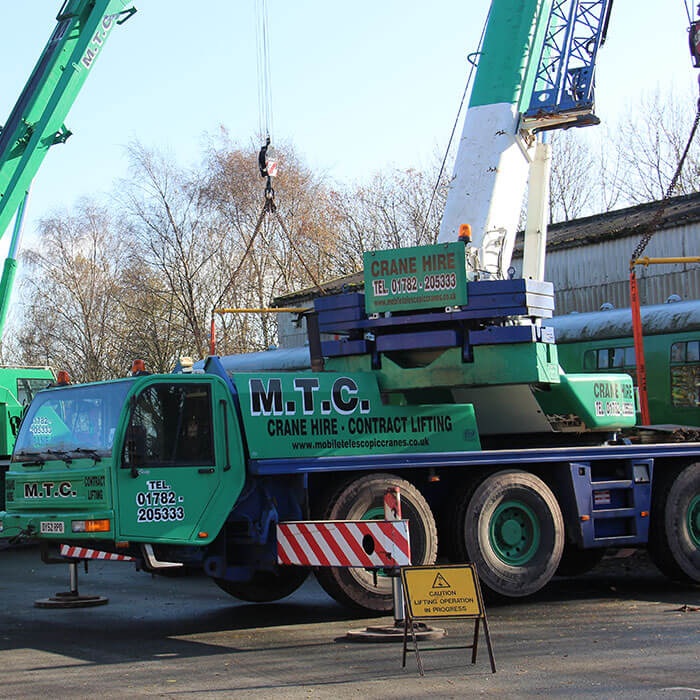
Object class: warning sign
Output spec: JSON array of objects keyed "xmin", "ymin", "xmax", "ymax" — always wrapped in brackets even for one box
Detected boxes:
[
  {"xmin": 401, "ymin": 564, "xmax": 483, "ymax": 619},
  {"xmin": 431, "ymin": 572, "xmax": 450, "ymax": 588}
]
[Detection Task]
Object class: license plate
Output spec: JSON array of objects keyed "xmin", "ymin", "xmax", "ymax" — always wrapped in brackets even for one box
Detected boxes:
[{"xmin": 40, "ymin": 521, "xmax": 64, "ymax": 534}]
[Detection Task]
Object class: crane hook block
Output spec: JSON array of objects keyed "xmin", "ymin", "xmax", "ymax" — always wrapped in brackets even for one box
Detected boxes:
[
  {"xmin": 258, "ymin": 136, "xmax": 278, "ymax": 180},
  {"xmin": 690, "ymin": 20, "xmax": 700, "ymax": 68},
  {"xmin": 258, "ymin": 136, "xmax": 271, "ymax": 178}
]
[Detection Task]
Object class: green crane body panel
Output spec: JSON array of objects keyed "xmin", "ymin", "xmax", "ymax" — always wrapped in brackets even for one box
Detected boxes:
[
  {"xmin": 469, "ymin": 0, "xmax": 553, "ymax": 109},
  {"xmin": 232, "ymin": 371, "xmax": 481, "ymax": 459},
  {"xmin": 0, "ymin": 366, "xmax": 55, "ymax": 509},
  {"xmin": 325, "ymin": 344, "xmax": 561, "ymax": 392},
  {"xmin": 324, "ymin": 346, "xmax": 634, "ymax": 432},
  {"xmin": 114, "ymin": 375, "xmax": 246, "ymax": 544},
  {"xmin": 3, "ymin": 459, "xmax": 114, "ymax": 534},
  {"xmin": 534, "ymin": 371, "xmax": 636, "ymax": 429},
  {"xmin": 0, "ymin": 0, "xmax": 130, "ymax": 240},
  {"xmin": 0, "ymin": 366, "xmax": 54, "ymax": 449},
  {"xmin": 556, "ymin": 329, "xmax": 700, "ymax": 428}
]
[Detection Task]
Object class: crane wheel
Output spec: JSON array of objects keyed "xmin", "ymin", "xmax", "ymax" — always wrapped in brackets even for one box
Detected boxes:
[
  {"xmin": 648, "ymin": 461, "xmax": 700, "ymax": 584},
  {"xmin": 213, "ymin": 567, "xmax": 308, "ymax": 603},
  {"xmin": 314, "ymin": 473, "xmax": 437, "ymax": 612},
  {"xmin": 454, "ymin": 470, "xmax": 564, "ymax": 601}
]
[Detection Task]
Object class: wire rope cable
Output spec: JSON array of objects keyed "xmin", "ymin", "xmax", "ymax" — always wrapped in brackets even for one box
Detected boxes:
[
  {"xmin": 684, "ymin": 0, "xmax": 693, "ymax": 25},
  {"xmin": 418, "ymin": 4, "xmax": 491, "ymax": 241},
  {"xmin": 255, "ymin": 0, "xmax": 274, "ymax": 142}
]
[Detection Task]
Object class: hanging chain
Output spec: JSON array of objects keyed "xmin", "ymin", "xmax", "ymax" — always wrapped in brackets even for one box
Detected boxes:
[
  {"xmin": 214, "ymin": 187, "xmax": 326, "ymax": 316},
  {"xmin": 630, "ymin": 100, "xmax": 700, "ymax": 267}
]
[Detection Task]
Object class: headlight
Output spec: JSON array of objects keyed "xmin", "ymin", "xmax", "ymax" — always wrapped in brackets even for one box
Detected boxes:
[{"xmin": 71, "ymin": 519, "xmax": 111, "ymax": 533}]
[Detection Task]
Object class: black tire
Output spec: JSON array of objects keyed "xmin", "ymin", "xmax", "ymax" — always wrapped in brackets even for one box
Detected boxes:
[
  {"xmin": 555, "ymin": 543, "xmax": 606, "ymax": 577},
  {"xmin": 454, "ymin": 470, "xmax": 564, "ymax": 600},
  {"xmin": 314, "ymin": 474, "xmax": 437, "ymax": 612},
  {"xmin": 213, "ymin": 567, "xmax": 308, "ymax": 603},
  {"xmin": 648, "ymin": 461, "xmax": 700, "ymax": 584},
  {"xmin": 443, "ymin": 471, "xmax": 486, "ymax": 562}
]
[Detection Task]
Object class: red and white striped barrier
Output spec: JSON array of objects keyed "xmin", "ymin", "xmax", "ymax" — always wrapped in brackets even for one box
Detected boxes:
[
  {"xmin": 60, "ymin": 544, "xmax": 135, "ymax": 562},
  {"xmin": 277, "ymin": 520, "xmax": 411, "ymax": 568}
]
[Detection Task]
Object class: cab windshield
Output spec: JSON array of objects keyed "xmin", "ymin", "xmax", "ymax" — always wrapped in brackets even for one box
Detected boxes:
[{"xmin": 12, "ymin": 380, "xmax": 133, "ymax": 461}]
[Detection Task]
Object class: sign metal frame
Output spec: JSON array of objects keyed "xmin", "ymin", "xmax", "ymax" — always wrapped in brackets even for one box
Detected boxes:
[{"xmin": 399, "ymin": 563, "xmax": 496, "ymax": 676}]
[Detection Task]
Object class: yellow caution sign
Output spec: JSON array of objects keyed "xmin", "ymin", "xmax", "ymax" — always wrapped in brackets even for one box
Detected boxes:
[{"xmin": 401, "ymin": 564, "xmax": 483, "ymax": 619}]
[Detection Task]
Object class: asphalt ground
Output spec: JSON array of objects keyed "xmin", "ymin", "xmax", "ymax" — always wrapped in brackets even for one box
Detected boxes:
[{"xmin": 0, "ymin": 546, "xmax": 698, "ymax": 699}]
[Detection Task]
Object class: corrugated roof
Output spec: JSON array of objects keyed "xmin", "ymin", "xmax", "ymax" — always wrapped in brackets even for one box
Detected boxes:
[
  {"xmin": 513, "ymin": 191, "xmax": 700, "ymax": 256},
  {"xmin": 274, "ymin": 270, "xmax": 364, "ymax": 305},
  {"xmin": 275, "ymin": 192, "xmax": 700, "ymax": 304}
]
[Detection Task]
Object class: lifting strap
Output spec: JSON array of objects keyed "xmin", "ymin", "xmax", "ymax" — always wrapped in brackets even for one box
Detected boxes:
[{"xmin": 211, "ymin": 188, "xmax": 326, "ymax": 347}]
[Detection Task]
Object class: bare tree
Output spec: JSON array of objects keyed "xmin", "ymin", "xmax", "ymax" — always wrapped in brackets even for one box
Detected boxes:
[
  {"xmin": 548, "ymin": 129, "xmax": 600, "ymax": 223},
  {"xmin": 595, "ymin": 127, "xmax": 625, "ymax": 212},
  {"xmin": 331, "ymin": 162, "xmax": 448, "ymax": 270},
  {"xmin": 198, "ymin": 134, "xmax": 339, "ymax": 354},
  {"xmin": 16, "ymin": 201, "xmax": 128, "ymax": 382},
  {"xmin": 612, "ymin": 87, "xmax": 700, "ymax": 204},
  {"xmin": 120, "ymin": 143, "xmax": 221, "ymax": 360},
  {"xmin": 116, "ymin": 262, "xmax": 187, "ymax": 373}
]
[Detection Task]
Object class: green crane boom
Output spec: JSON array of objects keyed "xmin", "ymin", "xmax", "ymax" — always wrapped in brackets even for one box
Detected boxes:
[{"xmin": 0, "ymin": 0, "xmax": 134, "ymax": 332}]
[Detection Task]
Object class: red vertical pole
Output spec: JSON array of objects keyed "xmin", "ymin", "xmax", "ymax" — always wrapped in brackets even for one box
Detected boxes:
[
  {"xmin": 209, "ymin": 314, "xmax": 216, "ymax": 357},
  {"xmin": 630, "ymin": 271, "xmax": 651, "ymax": 425},
  {"xmin": 384, "ymin": 487, "xmax": 405, "ymax": 625},
  {"xmin": 384, "ymin": 487, "xmax": 402, "ymax": 521}
]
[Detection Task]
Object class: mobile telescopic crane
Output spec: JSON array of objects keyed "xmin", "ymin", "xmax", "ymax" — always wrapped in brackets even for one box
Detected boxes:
[{"xmin": 1, "ymin": 1, "xmax": 698, "ymax": 610}]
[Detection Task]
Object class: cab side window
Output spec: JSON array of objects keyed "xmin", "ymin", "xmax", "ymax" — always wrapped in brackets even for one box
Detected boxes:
[
  {"xmin": 585, "ymin": 346, "xmax": 637, "ymax": 383},
  {"xmin": 124, "ymin": 384, "xmax": 214, "ymax": 466}
]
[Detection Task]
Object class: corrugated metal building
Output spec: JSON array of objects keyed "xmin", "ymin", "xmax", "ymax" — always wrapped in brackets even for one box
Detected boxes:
[
  {"xmin": 274, "ymin": 192, "xmax": 700, "ymax": 349},
  {"xmin": 512, "ymin": 191, "xmax": 700, "ymax": 314}
]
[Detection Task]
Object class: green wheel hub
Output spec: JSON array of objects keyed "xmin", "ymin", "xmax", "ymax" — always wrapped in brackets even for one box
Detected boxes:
[
  {"xmin": 688, "ymin": 494, "xmax": 700, "ymax": 548},
  {"xmin": 362, "ymin": 506, "xmax": 390, "ymax": 578},
  {"xmin": 362, "ymin": 506, "xmax": 385, "ymax": 521},
  {"xmin": 489, "ymin": 500, "xmax": 540, "ymax": 565}
]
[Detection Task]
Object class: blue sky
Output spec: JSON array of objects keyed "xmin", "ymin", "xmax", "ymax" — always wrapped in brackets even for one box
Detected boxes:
[{"xmin": 0, "ymin": 0, "xmax": 697, "ymax": 254}]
